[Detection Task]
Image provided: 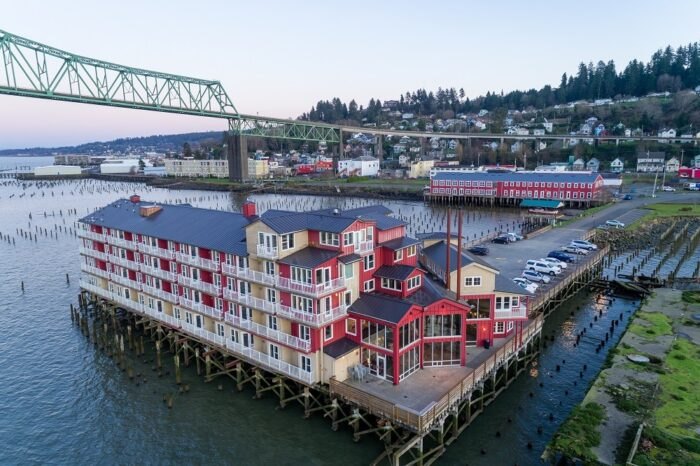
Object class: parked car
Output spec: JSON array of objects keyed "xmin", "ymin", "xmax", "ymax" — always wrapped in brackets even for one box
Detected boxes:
[
  {"xmin": 540, "ymin": 257, "xmax": 568, "ymax": 269},
  {"xmin": 491, "ymin": 235, "xmax": 510, "ymax": 244},
  {"xmin": 570, "ymin": 239, "xmax": 598, "ymax": 251},
  {"xmin": 662, "ymin": 186, "xmax": 676, "ymax": 192},
  {"xmin": 596, "ymin": 224, "xmax": 610, "ymax": 230},
  {"xmin": 505, "ymin": 232, "xmax": 524, "ymax": 241},
  {"xmin": 467, "ymin": 246, "xmax": 489, "ymax": 256},
  {"xmin": 525, "ymin": 259, "xmax": 561, "ymax": 276},
  {"xmin": 623, "ymin": 194, "xmax": 633, "ymax": 200},
  {"xmin": 561, "ymin": 245, "xmax": 589, "ymax": 255},
  {"xmin": 605, "ymin": 220, "xmax": 625, "ymax": 228},
  {"xmin": 548, "ymin": 251, "xmax": 575, "ymax": 263},
  {"xmin": 522, "ymin": 269, "xmax": 551, "ymax": 284},
  {"xmin": 513, "ymin": 277, "xmax": 538, "ymax": 293}
]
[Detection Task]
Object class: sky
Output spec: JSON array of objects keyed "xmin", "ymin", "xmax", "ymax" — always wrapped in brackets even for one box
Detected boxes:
[{"xmin": 1, "ymin": 0, "xmax": 700, "ymax": 150}]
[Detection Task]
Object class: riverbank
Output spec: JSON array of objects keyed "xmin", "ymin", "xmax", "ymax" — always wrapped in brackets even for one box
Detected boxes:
[{"xmin": 546, "ymin": 288, "xmax": 700, "ymax": 465}]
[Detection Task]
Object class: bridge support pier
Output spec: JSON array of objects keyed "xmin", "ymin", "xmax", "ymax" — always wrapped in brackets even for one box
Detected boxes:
[
  {"xmin": 226, "ymin": 133, "xmax": 249, "ymax": 182},
  {"xmin": 374, "ymin": 134, "xmax": 383, "ymax": 161}
]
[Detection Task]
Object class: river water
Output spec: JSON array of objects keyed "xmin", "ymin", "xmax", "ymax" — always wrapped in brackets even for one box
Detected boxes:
[{"xmin": 0, "ymin": 156, "xmax": 638, "ymax": 465}]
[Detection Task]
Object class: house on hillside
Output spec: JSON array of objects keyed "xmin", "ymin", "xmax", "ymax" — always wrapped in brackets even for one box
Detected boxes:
[
  {"xmin": 636, "ymin": 152, "xmax": 665, "ymax": 172},
  {"xmin": 610, "ymin": 158, "xmax": 624, "ymax": 173},
  {"xmin": 586, "ymin": 158, "xmax": 600, "ymax": 172},
  {"xmin": 657, "ymin": 128, "xmax": 677, "ymax": 142},
  {"xmin": 572, "ymin": 158, "xmax": 585, "ymax": 171},
  {"xmin": 694, "ymin": 154, "xmax": 700, "ymax": 168},
  {"xmin": 665, "ymin": 157, "xmax": 680, "ymax": 173}
]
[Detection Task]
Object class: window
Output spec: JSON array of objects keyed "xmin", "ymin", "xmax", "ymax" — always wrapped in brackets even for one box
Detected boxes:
[
  {"xmin": 324, "ymin": 325, "xmax": 333, "ymax": 341},
  {"xmin": 266, "ymin": 288, "xmax": 277, "ymax": 303},
  {"xmin": 320, "ymin": 231, "xmax": 339, "ymax": 246},
  {"xmin": 399, "ymin": 319, "xmax": 420, "ymax": 348},
  {"xmin": 494, "ymin": 322, "xmax": 505, "ymax": 333},
  {"xmin": 363, "ymin": 279, "xmax": 375, "ymax": 292},
  {"xmin": 424, "ymin": 314, "xmax": 462, "ymax": 337},
  {"xmin": 212, "ymin": 251, "xmax": 220, "ymax": 263},
  {"xmin": 366, "ymin": 227, "xmax": 374, "ymax": 242},
  {"xmin": 393, "ymin": 249, "xmax": 403, "ymax": 262},
  {"xmin": 241, "ymin": 306, "xmax": 251, "ymax": 320},
  {"xmin": 381, "ymin": 277, "xmax": 402, "ymax": 291},
  {"xmin": 407, "ymin": 275, "xmax": 421, "ymax": 289},
  {"xmin": 407, "ymin": 245, "xmax": 417, "ymax": 257},
  {"xmin": 464, "ymin": 276, "xmax": 482, "ymax": 287},
  {"xmin": 291, "ymin": 266, "xmax": 312, "ymax": 284},
  {"xmin": 185, "ymin": 311, "xmax": 193, "ymax": 325},
  {"xmin": 343, "ymin": 231, "xmax": 354, "ymax": 246},
  {"xmin": 300, "ymin": 355, "xmax": 312, "ymax": 373},
  {"xmin": 292, "ymin": 295, "xmax": 314, "ymax": 313},
  {"xmin": 281, "ymin": 233, "xmax": 295, "ymax": 250},
  {"xmin": 265, "ymin": 261, "xmax": 275, "ymax": 275},
  {"xmin": 508, "ymin": 321, "xmax": 514, "ymax": 331},
  {"xmin": 346, "ymin": 318, "xmax": 357, "ymax": 335},
  {"xmin": 363, "ymin": 254, "xmax": 375, "ymax": 271},
  {"xmin": 495, "ymin": 296, "xmax": 511, "ymax": 310},
  {"xmin": 299, "ymin": 325, "xmax": 311, "ymax": 341},
  {"xmin": 361, "ymin": 321, "xmax": 394, "ymax": 350},
  {"xmin": 267, "ymin": 315, "xmax": 278, "ymax": 330},
  {"xmin": 344, "ymin": 290, "xmax": 352, "ymax": 306},
  {"xmin": 343, "ymin": 263, "xmax": 354, "ymax": 279},
  {"xmin": 174, "ymin": 307, "xmax": 181, "ymax": 320},
  {"xmin": 216, "ymin": 323, "xmax": 225, "ymax": 337},
  {"xmin": 269, "ymin": 344, "xmax": 280, "ymax": 360}
]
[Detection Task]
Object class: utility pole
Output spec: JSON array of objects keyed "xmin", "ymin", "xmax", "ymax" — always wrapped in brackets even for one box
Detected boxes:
[
  {"xmin": 680, "ymin": 149, "xmax": 684, "ymax": 168},
  {"xmin": 652, "ymin": 168, "xmax": 659, "ymax": 198}
]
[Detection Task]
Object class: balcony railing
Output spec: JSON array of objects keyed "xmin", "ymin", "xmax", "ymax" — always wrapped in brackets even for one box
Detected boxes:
[
  {"xmin": 79, "ymin": 230, "xmax": 105, "ymax": 242},
  {"xmin": 79, "ymin": 246, "xmax": 107, "ymax": 261},
  {"xmin": 227, "ymin": 339, "xmax": 314, "ymax": 384},
  {"xmin": 105, "ymin": 235, "xmax": 137, "ymax": 250},
  {"xmin": 81, "ymin": 263, "xmax": 110, "ymax": 280},
  {"xmin": 494, "ymin": 306, "xmax": 528, "ymax": 319},
  {"xmin": 176, "ymin": 252, "xmax": 219, "ymax": 271},
  {"xmin": 141, "ymin": 284, "xmax": 179, "ymax": 304},
  {"xmin": 256, "ymin": 244, "xmax": 279, "ymax": 259},
  {"xmin": 109, "ymin": 273, "xmax": 141, "ymax": 290},
  {"xmin": 277, "ymin": 276, "xmax": 346, "ymax": 297},
  {"xmin": 224, "ymin": 289, "xmax": 279, "ymax": 315},
  {"xmin": 235, "ymin": 267, "xmax": 277, "ymax": 286},
  {"xmin": 277, "ymin": 303, "xmax": 347, "ymax": 327},
  {"xmin": 179, "ymin": 275, "xmax": 220, "ymax": 296},
  {"xmin": 355, "ymin": 240, "xmax": 374, "ymax": 254},
  {"xmin": 139, "ymin": 243, "xmax": 176, "ymax": 260},
  {"xmin": 225, "ymin": 313, "xmax": 311, "ymax": 352},
  {"xmin": 109, "ymin": 255, "xmax": 140, "ymax": 271},
  {"xmin": 140, "ymin": 263, "xmax": 176, "ymax": 282},
  {"xmin": 179, "ymin": 297, "xmax": 223, "ymax": 320}
]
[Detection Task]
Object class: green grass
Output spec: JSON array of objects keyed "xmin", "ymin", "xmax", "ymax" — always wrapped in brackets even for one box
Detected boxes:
[
  {"xmin": 548, "ymin": 402, "xmax": 606, "ymax": 463},
  {"xmin": 628, "ymin": 312, "xmax": 674, "ymax": 340},
  {"xmin": 681, "ymin": 291, "xmax": 700, "ymax": 304},
  {"xmin": 656, "ymin": 339, "xmax": 700, "ymax": 437},
  {"xmin": 632, "ymin": 426, "xmax": 700, "ymax": 466},
  {"xmin": 554, "ymin": 202, "xmax": 613, "ymax": 228}
]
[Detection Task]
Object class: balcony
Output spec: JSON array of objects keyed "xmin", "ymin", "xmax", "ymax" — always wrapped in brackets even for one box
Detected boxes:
[
  {"xmin": 277, "ymin": 303, "xmax": 347, "ymax": 327},
  {"xmin": 141, "ymin": 284, "xmax": 179, "ymax": 304},
  {"xmin": 112, "ymin": 292, "xmax": 142, "ymax": 312},
  {"xmin": 181, "ymin": 323, "xmax": 227, "ymax": 347},
  {"xmin": 139, "ymin": 243, "xmax": 176, "ymax": 260},
  {"xmin": 176, "ymin": 252, "xmax": 219, "ymax": 271},
  {"xmin": 105, "ymin": 235, "xmax": 136, "ymax": 250},
  {"xmin": 235, "ymin": 267, "xmax": 277, "ymax": 286},
  {"xmin": 179, "ymin": 275, "xmax": 220, "ymax": 296},
  {"xmin": 179, "ymin": 296, "xmax": 224, "ymax": 320},
  {"xmin": 80, "ymin": 263, "xmax": 110, "ymax": 280},
  {"xmin": 108, "ymin": 255, "xmax": 140, "ymax": 271},
  {"xmin": 494, "ymin": 306, "xmax": 528, "ymax": 319},
  {"xmin": 110, "ymin": 273, "xmax": 141, "ymax": 290},
  {"xmin": 79, "ymin": 230, "xmax": 105, "ymax": 242},
  {"xmin": 355, "ymin": 240, "xmax": 374, "ymax": 254},
  {"xmin": 277, "ymin": 276, "xmax": 345, "ymax": 297},
  {"xmin": 226, "ymin": 338, "xmax": 313, "ymax": 384},
  {"xmin": 140, "ymin": 263, "xmax": 176, "ymax": 282},
  {"xmin": 79, "ymin": 246, "xmax": 107, "ymax": 261},
  {"xmin": 256, "ymin": 244, "xmax": 279, "ymax": 259},
  {"xmin": 223, "ymin": 289, "xmax": 278, "ymax": 314},
  {"xmin": 225, "ymin": 313, "xmax": 311, "ymax": 352},
  {"xmin": 80, "ymin": 280, "xmax": 111, "ymax": 299}
]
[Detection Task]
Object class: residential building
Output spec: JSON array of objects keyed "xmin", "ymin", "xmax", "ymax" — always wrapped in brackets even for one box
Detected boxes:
[
  {"xmin": 572, "ymin": 158, "xmax": 585, "ymax": 171},
  {"xmin": 610, "ymin": 158, "xmax": 624, "ymax": 173},
  {"xmin": 337, "ymin": 156, "xmax": 380, "ymax": 177},
  {"xmin": 249, "ymin": 158, "xmax": 270, "ymax": 179},
  {"xmin": 665, "ymin": 157, "xmax": 680, "ymax": 173},
  {"xmin": 636, "ymin": 152, "xmax": 665, "ymax": 173},
  {"xmin": 78, "ymin": 199, "xmax": 528, "ymax": 387},
  {"xmin": 694, "ymin": 154, "xmax": 700, "ymax": 168},
  {"xmin": 408, "ymin": 159, "xmax": 435, "ymax": 179},
  {"xmin": 586, "ymin": 158, "xmax": 600, "ymax": 172},
  {"xmin": 164, "ymin": 159, "xmax": 229, "ymax": 178}
]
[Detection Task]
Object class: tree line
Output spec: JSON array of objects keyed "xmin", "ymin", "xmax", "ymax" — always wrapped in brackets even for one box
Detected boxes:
[{"xmin": 300, "ymin": 43, "xmax": 700, "ymax": 123}]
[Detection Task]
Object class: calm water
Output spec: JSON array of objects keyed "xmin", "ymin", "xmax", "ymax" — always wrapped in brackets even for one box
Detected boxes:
[{"xmin": 0, "ymin": 156, "xmax": 636, "ymax": 465}]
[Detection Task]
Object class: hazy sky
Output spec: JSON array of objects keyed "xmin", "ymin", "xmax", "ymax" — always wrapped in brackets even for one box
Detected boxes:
[{"xmin": 2, "ymin": 0, "xmax": 700, "ymax": 149}]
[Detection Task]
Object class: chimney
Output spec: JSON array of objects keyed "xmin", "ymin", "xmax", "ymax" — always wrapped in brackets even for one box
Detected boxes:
[
  {"xmin": 242, "ymin": 200, "xmax": 257, "ymax": 218},
  {"xmin": 129, "ymin": 194, "xmax": 141, "ymax": 203},
  {"xmin": 139, "ymin": 205, "xmax": 162, "ymax": 217}
]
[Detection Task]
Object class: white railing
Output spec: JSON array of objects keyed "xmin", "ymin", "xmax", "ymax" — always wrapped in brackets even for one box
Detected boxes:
[
  {"xmin": 235, "ymin": 268, "xmax": 277, "ymax": 286},
  {"xmin": 79, "ymin": 230, "xmax": 105, "ymax": 242},
  {"xmin": 277, "ymin": 276, "xmax": 346, "ymax": 297},
  {"xmin": 80, "ymin": 263, "xmax": 110, "ymax": 280},
  {"xmin": 112, "ymin": 293, "xmax": 141, "ymax": 311},
  {"xmin": 224, "ymin": 289, "xmax": 279, "ymax": 315},
  {"xmin": 181, "ymin": 323, "xmax": 227, "ymax": 347},
  {"xmin": 139, "ymin": 243, "xmax": 176, "ymax": 260},
  {"xmin": 141, "ymin": 284, "xmax": 179, "ymax": 304},
  {"xmin": 80, "ymin": 280, "xmax": 110, "ymax": 299},
  {"xmin": 105, "ymin": 235, "xmax": 136, "ymax": 250},
  {"xmin": 179, "ymin": 296, "xmax": 223, "ymax": 320},
  {"xmin": 176, "ymin": 252, "xmax": 219, "ymax": 271},
  {"xmin": 110, "ymin": 273, "xmax": 141, "ymax": 290},
  {"xmin": 256, "ymin": 244, "xmax": 279, "ymax": 259},
  {"xmin": 79, "ymin": 246, "xmax": 108, "ymax": 261},
  {"xmin": 277, "ymin": 303, "xmax": 347, "ymax": 327},
  {"xmin": 494, "ymin": 306, "xmax": 528, "ymax": 319},
  {"xmin": 226, "ymin": 338, "xmax": 314, "ymax": 384},
  {"xmin": 355, "ymin": 240, "xmax": 374, "ymax": 254},
  {"xmin": 225, "ymin": 313, "xmax": 311, "ymax": 352},
  {"xmin": 108, "ymin": 255, "xmax": 140, "ymax": 271},
  {"xmin": 140, "ymin": 263, "xmax": 176, "ymax": 282},
  {"xmin": 178, "ymin": 275, "xmax": 220, "ymax": 296}
]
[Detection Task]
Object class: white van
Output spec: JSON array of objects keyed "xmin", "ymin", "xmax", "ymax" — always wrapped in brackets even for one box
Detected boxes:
[{"xmin": 526, "ymin": 259, "xmax": 561, "ymax": 276}]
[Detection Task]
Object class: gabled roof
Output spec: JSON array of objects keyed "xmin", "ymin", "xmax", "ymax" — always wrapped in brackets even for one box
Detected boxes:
[
  {"xmin": 277, "ymin": 247, "xmax": 339, "ymax": 268},
  {"xmin": 80, "ymin": 199, "xmax": 250, "ymax": 256},
  {"xmin": 420, "ymin": 240, "xmax": 496, "ymax": 274},
  {"xmin": 432, "ymin": 171, "xmax": 601, "ymax": 184},
  {"xmin": 379, "ymin": 236, "xmax": 420, "ymax": 250},
  {"xmin": 374, "ymin": 265, "xmax": 417, "ymax": 281},
  {"xmin": 259, "ymin": 210, "xmax": 359, "ymax": 234},
  {"xmin": 349, "ymin": 293, "xmax": 416, "ymax": 324}
]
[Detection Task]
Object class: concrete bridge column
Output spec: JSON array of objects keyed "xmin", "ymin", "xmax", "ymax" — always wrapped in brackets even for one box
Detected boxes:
[
  {"xmin": 226, "ymin": 133, "xmax": 248, "ymax": 182},
  {"xmin": 374, "ymin": 134, "xmax": 383, "ymax": 161}
]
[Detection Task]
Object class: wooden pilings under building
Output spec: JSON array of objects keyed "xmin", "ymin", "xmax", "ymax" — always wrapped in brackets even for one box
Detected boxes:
[
  {"xmin": 423, "ymin": 193, "xmax": 599, "ymax": 209},
  {"xmin": 72, "ymin": 246, "xmax": 611, "ymax": 465}
]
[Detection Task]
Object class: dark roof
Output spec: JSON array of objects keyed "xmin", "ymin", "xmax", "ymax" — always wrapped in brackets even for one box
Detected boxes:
[
  {"xmin": 80, "ymin": 199, "xmax": 250, "ymax": 256},
  {"xmin": 363, "ymin": 213, "xmax": 406, "ymax": 231},
  {"xmin": 308, "ymin": 205, "xmax": 404, "ymax": 232},
  {"xmin": 380, "ymin": 236, "xmax": 420, "ymax": 250},
  {"xmin": 259, "ymin": 210, "xmax": 358, "ymax": 234},
  {"xmin": 416, "ymin": 232, "xmax": 465, "ymax": 241},
  {"xmin": 374, "ymin": 265, "xmax": 417, "ymax": 281},
  {"xmin": 405, "ymin": 275, "xmax": 450, "ymax": 306},
  {"xmin": 338, "ymin": 253, "xmax": 362, "ymax": 264},
  {"xmin": 420, "ymin": 241, "xmax": 496, "ymax": 274},
  {"xmin": 432, "ymin": 171, "xmax": 601, "ymax": 184},
  {"xmin": 349, "ymin": 293, "xmax": 416, "ymax": 324},
  {"xmin": 494, "ymin": 274, "xmax": 532, "ymax": 295},
  {"xmin": 519, "ymin": 199, "xmax": 564, "ymax": 208},
  {"xmin": 277, "ymin": 247, "xmax": 339, "ymax": 268},
  {"xmin": 323, "ymin": 337, "xmax": 359, "ymax": 358}
]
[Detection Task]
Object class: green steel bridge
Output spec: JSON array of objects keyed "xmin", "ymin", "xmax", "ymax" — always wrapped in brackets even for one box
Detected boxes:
[{"xmin": 1, "ymin": 28, "xmax": 698, "ymax": 179}]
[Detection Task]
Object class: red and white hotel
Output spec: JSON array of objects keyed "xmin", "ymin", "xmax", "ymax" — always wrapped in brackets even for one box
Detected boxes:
[{"xmin": 79, "ymin": 197, "xmax": 529, "ymax": 386}]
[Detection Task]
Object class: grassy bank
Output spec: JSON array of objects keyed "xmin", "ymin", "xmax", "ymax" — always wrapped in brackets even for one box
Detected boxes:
[
  {"xmin": 629, "ymin": 203, "xmax": 700, "ymax": 229},
  {"xmin": 548, "ymin": 403, "xmax": 606, "ymax": 463}
]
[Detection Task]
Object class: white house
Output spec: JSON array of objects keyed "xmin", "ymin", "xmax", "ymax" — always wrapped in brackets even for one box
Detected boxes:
[
  {"xmin": 657, "ymin": 129, "xmax": 677, "ymax": 141},
  {"xmin": 543, "ymin": 121, "xmax": 553, "ymax": 133},
  {"xmin": 533, "ymin": 128, "xmax": 545, "ymax": 136},
  {"xmin": 337, "ymin": 156, "xmax": 380, "ymax": 177},
  {"xmin": 473, "ymin": 120, "xmax": 487, "ymax": 131},
  {"xmin": 693, "ymin": 154, "xmax": 700, "ymax": 168},
  {"xmin": 665, "ymin": 157, "xmax": 680, "ymax": 173},
  {"xmin": 610, "ymin": 158, "xmax": 624, "ymax": 173},
  {"xmin": 586, "ymin": 158, "xmax": 600, "ymax": 172},
  {"xmin": 572, "ymin": 158, "xmax": 586, "ymax": 171},
  {"xmin": 637, "ymin": 152, "xmax": 665, "ymax": 173},
  {"xmin": 398, "ymin": 154, "xmax": 410, "ymax": 167}
]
